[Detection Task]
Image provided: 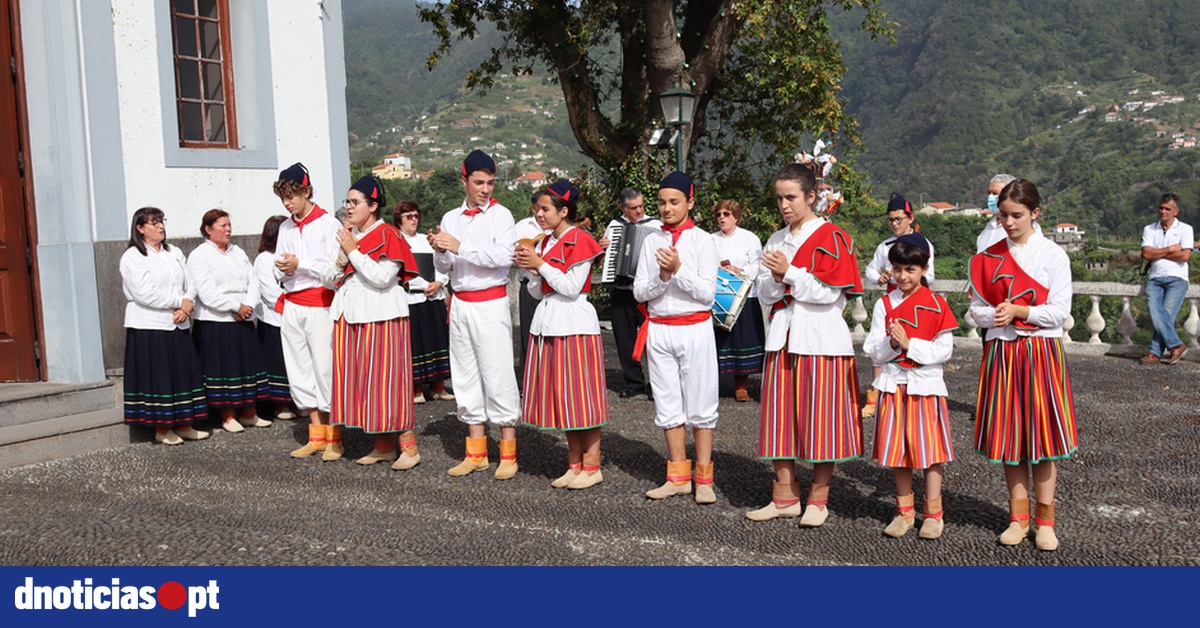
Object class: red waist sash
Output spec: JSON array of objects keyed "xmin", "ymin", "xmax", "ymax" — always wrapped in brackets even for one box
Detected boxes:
[
  {"xmin": 274, "ymin": 286, "xmax": 335, "ymax": 314},
  {"xmin": 631, "ymin": 305, "xmax": 711, "ymax": 361}
]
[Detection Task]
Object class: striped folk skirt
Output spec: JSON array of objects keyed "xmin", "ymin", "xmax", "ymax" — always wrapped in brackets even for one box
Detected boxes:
[
  {"xmin": 873, "ymin": 385, "xmax": 954, "ymax": 469},
  {"xmin": 192, "ymin": 320, "xmax": 268, "ymax": 408},
  {"xmin": 974, "ymin": 336, "xmax": 1079, "ymax": 464},
  {"xmin": 758, "ymin": 349, "xmax": 862, "ymax": 462},
  {"xmin": 521, "ymin": 334, "xmax": 608, "ymax": 431},
  {"xmin": 332, "ymin": 317, "xmax": 414, "ymax": 434},
  {"xmin": 715, "ymin": 297, "xmax": 765, "ymax": 376},
  {"xmin": 408, "ymin": 298, "xmax": 451, "ymax": 385},
  {"xmin": 256, "ymin": 321, "xmax": 292, "ymax": 404},
  {"xmin": 123, "ymin": 328, "xmax": 208, "ymax": 428}
]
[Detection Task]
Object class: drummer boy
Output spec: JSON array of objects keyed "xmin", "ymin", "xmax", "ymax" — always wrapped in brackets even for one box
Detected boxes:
[{"xmin": 632, "ymin": 171, "xmax": 721, "ymax": 504}]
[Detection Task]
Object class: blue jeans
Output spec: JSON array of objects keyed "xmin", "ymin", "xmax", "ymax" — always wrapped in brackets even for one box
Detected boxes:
[{"xmin": 1146, "ymin": 276, "xmax": 1188, "ymax": 356}]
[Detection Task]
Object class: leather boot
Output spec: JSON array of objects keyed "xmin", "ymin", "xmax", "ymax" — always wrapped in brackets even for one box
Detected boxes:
[
  {"xmin": 356, "ymin": 446, "xmax": 398, "ymax": 465},
  {"xmin": 567, "ymin": 453, "xmax": 603, "ymax": 490},
  {"xmin": 447, "ymin": 436, "xmax": 489, "ymax": 476},
  {"xmin": 693, "ymin": 461, "xmax": 716, "ymax": 504},
  {"xmin": 883, "ymin": 493, "xmax": 916, "ymax": 537},
  {"xmin": 392, "ymin": 437, "xmax": 421, "ymax": 471},
  {"xmin": 1034, "ymin": 501, "xmax": 1058, "ymax": 551},
  {"xmin": 290, "ymin": 424, "xmax": 327, "ymax": 458},
  {"xmin": 861, "ymin": 388, "xmax": 879, "ymax": 419},
  {"xmin": 999, "ymin": 498, "xmax": 1031, "ymax": 545},
  {"xmin": 919, "ymin": 495, "xmax": 944, "ymax": 539},
  {"xmin": 645, "ymin": 460, "xmax": 692, "ymax": 499},
  {"xmin": 321, "ymin": 425, "xmax": 344, "ymax": 461},
  {"xmin": 800, "ymin": 482, "xmax": 831, "ymax": 527},
  {"xmin": 494, "ymin": 438, "xmax": 518, "ymax": 479},
  {"xmin": 746, "ymin": 481, "xmax": 803, "ymax": 521},
  {"xmin": 552, "ymin": 464, "xmax": 582, "ymax": 488}
]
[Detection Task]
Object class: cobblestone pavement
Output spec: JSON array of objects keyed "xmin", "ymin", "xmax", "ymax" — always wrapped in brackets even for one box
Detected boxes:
[{"xmin": 0, "ymin": 334, "xmax": 1196, "ymax": 566}]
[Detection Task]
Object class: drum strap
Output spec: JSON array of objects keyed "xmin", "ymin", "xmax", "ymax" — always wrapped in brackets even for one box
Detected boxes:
[{"xmin": 631, "ymin": 304, "xmax": 711, "ymax": 361}]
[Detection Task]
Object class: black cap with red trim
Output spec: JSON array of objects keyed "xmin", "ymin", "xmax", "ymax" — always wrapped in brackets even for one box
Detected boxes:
[
  {"xmin": 887, "ymin": 192, "xmax": 913, "ymax": 216},
  {"xmin": 350, "ymin": 175, "xmax": 385, "ymax": 207},
  {"xmin": 461, "ymin": 149, "xmax": 496, "ymax": 176},
  {"xmin": 278, "ymin": 162, "xmax": 311, "ymax": 187},
  {"xmin": 658, "ymin": 171, "xmax": 694, "ymax": 199}
]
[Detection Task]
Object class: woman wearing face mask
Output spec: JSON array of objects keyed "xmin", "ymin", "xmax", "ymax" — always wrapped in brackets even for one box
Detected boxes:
[{"xmin": 968, "ymin": 179, "xmax": 1079, "ymax": 551}]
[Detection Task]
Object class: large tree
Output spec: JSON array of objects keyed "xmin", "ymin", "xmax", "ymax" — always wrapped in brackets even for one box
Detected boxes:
[{"xmin": 420, "ymin": 0, "xmax": 893, "ymax": 187}]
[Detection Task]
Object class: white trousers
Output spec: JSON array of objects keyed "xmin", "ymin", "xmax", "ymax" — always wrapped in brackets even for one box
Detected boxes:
[
  {"xmin": 448, "ymin": 297, "xmax": 520, "ymax": 426},
  {"xmin": 280, "ymin": 303, "xmax": 334, "ymax": 413},
  {"xmin": 647, "ymin": 321, "xmax": 719, "ymax": 429}
]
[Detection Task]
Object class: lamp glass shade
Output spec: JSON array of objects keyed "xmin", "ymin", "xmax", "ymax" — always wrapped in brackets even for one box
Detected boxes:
[{"xmin": 659, "ymin": 87, "xmax": 696, "ymax": 126}]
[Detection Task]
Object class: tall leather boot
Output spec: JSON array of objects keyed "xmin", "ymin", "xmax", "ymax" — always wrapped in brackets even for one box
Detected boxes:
[
  {"xmin": 746, "ymin": 481, "xmax": 802, "ymax": 521},
  {"xmin": 447, "ymin": 436, "xmax": 490, "ymax": 476},
  {"xmin": 645, "ymin": 460, "xmax": 692, "ymax": 499},
  {"xmin": 321, "ymin": 424, "xmax": 344, "ymax": 461},
  {"xmin": 494, "ymin": 438, "xmax": 518, "ymax": 480},
  {"xmin": 883, "ymin": 493, "xmax": 916, "ymax": 537},
  {"xmin": 999, "ymin": 498, "xmax": 1031, "ymax": 545},
  {"xmin": 799, "ymin": 482, "xmax": 831, "ymax": 528},
  {"xmin": 918, "ymin": 495, "xmax": 944, "ymax": 539},
  {"xmin": 1034, "ymin": 501, "xmax": 1058, "ymax": 551},
  {"xmin": 290, "ymin": 424, "xmax": 327, "ymax": 458}
]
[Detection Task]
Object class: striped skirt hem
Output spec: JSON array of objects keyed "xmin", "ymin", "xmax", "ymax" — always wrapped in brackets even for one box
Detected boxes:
[
  {"xmin": 757, "ymin": 349, "xmax": 862, "ymax": 462},
  {"xmin": 873, "ymin": 385, "xmax": 954, "ymax": 469},
  {"xmin": 256, "ymin": 322, "xmax": 292, "ymax": 404},
  {"xmin": 332, "ymin": 317, "xmax": 414, "ymax": 434},
  {"xmin": 521, "ymin": 334, "xmax": 608, "ymax": 431}
]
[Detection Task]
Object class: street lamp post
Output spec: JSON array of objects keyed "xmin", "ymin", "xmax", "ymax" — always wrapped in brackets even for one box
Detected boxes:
[{"xmin": 658, "ymin": 86, "xmax": 696, "ymax": 173}]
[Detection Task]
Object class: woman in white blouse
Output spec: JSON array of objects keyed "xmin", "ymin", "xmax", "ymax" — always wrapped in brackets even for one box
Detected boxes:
[
  {"xmin": 120, "ymin": 207, "xmax": 209, "ymax": 445},
  {"xmin": 253, "ymin": 215, "xmax": 296, "ymax": 420},
  {"xmin": 710, "ymin": 199, "xmax": 766, "ymax": 402},
  {"xmin": 187, "ymin": 209, "xmax": 270, "ymax": 434},
  {"xmin": 393, "ymin": 201, "xmax": 453, "ymax": 404}
]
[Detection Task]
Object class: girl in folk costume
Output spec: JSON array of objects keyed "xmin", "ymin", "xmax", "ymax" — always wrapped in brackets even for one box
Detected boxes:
[
  {"xmin": 968, "ymin": 179, "xmax": 1078, "ymax": 551},
  {"xmin": 320, "ymin": 176, "xmax": 422, "ymax": 469},
  {"xmin": 748, "ymin": 161, "xmax": 863, "ymax": 527},
  {"xmin": 514, "ymin": 180, "xmax": 609, "ymax": 489},
  {"xmin": 862, "ymin": 234, "xmax": 956, "ymax": 539}
]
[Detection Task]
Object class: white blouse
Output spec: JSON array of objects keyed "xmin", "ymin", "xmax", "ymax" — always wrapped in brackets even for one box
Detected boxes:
[
  {"xmin": 522, "ymin": 227, "xmax": 602, "ymax": 337},
  {"xmin": 757, "ymin": 218, "xmax": 854, "ymax": 356},
  {"xmin": 187, "ymin": 240, "xmax": 259, "ymax": 323},
  {"xmin": 864, "ymin": 231, "xmax": 936, "ymax": 285},
  {"xmin": 968, "ymin": 231, "xmax": 1072, "ymax": 341},
  {"xmin": 120, "ymin": 244, "xmax": 194, "ymax": 331},
  {"xmin": 711, "ymin": 227, "xmax": 763, "ymax": 289},
  {"xmin": 319, "ymin": 221, "xmax": 409, "ymax": 324},
  {"xmin": 862, "ymin": 289, "xmax": 954, "ymax": 396},
  {"xmin": 254, "ymin": 251, "xmax": 283, "ymax": 327},
  {"xmin": 402, "ymin": 231, "xmax": 449, "ymax": 304},
  {"xmin": 632, "ymin": 227, "xmax": 718, "ymax": 317}
]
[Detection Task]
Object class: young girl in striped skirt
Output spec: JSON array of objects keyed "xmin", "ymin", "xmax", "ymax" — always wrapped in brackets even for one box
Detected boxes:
[
  {"xmin": 748, "ymin": 162, "xmax": 863, "ymax": 527},
  {"xmin": 321, "ymin": 175, "xmax": 422, "ymax": 469},
  {"xmin": 862, "ymin": 233, "xmax": 956, "ymax": 539},
  {"xmin": 513, "ymin": 179, "xmax": 609, "ymax": 489},
  {"xmin": 968, "ymin": 178, "xmax": 1079, "ymax": 551}
]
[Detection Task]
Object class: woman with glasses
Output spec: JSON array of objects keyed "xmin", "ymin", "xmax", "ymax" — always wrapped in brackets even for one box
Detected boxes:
[
  {"xmin": 120, "ymin": 208, "xmax": 209, "ymax": 445},
  {"xmin": 710, "ymin": 199, "xmax": 765, "ymax": 402},
  {"xmin": 322, "ymin": 176, "xmax": 422, "ymax": 469},
  {"xmin": 393, "ymin": 201, "xmax": 454, "ymax": 407}
]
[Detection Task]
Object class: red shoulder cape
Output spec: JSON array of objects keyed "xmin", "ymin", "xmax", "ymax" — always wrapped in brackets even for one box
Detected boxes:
[
  {"xmin": 881, "ymin": 286, "xmax": 958, "ymax": 369},
  {"xmin": 341, "ymin": 223, "xmax": 419, "ymax": 287},
  {"xmin": 538, "ymin": 227, "xmax": 604, "ymax": 295},
  {"xmin": 769, "ymin": 221, "xmax": 863, "ymax": 318},
  {"xmin": 967, "ymin": 240, "xmax": 1046, "ymax": 331}
]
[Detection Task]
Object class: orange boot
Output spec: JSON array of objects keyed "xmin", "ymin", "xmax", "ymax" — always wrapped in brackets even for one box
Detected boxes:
[
  {"xmin": 290, "ymin": 424, "xmax": 327, "ymax": 458},
  {"xmin": 494, "ymin": 439, "xmax": 518, "ymax": 480},
  {"xmin": 645, "ymin": 460, "xmax": 692, "ymax": 499},
  {"xmin": 883, "ymin": 493, "xmax": 916, "ymax": 537},
  {"xmin": 392, "ymin": 434, "xmax": 421, "ymax": 471},
  {"xmin": 448, "ymin": 437, "xmax": 489, "ymax": 476},
  {"xmin": 321, "ymin": 425, "xmax": 344, "ymax": 461},
  {"xmin": 919, "ymin": 495, "xmax": 945, "ymax": 539},
  {"xmin": 999, "ymin": 498, "xmax": 1031, "ymax": 545},
  {"xmin": 800, "ymin": 482, "xmax": 831, "ymax": 527},
  {"xmin": 1034, "ymin": 501, "xmax": 1058, "ymax": 551},
  {"xmin": 693, "ymin": 461, "xmax": 716, "ymax": 504}
]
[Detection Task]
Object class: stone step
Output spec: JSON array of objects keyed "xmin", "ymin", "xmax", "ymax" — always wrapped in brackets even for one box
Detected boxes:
[
  {"xmin": 0, "ymin": 380, "xmax": 119, "ymax": 429},
  {"xmin": 0, "ymin": 405, "xmax": 129, "ymax": 469}
]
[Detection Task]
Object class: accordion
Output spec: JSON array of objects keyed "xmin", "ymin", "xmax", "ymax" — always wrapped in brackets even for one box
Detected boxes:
[{"xmin": 600, "ymin": 221, "xmax": 653, "ymax": 286}]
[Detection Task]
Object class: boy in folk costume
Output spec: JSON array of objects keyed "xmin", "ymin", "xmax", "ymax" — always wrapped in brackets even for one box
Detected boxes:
[
  {"xmin": 968, "ymin": 179, "xmax": 1078, "ymax": 551},
  {"xmin": 748, "ymin": 161, "xmax": 863, "ymax": 527},
  {"xmin": 514, "ymin": 180, "xmax": 609, "ymax": 489},
  {"xmin": 862, "ymin": 193, "xmax": 935, "ymax": 419},
  {"xmin": 429, "ymin": 149, "xmax": 523, "ymax": 479},
  {"xmin": 632, "ymin": 172, "xmax": 721, "ymax": 504},
  {"xmin": 862, "ymin": 233, "xmax": 956, "ymax": 539},
  {"xmin": 272, "ymin": 163, "xmax": 343, "ymax": 460}
]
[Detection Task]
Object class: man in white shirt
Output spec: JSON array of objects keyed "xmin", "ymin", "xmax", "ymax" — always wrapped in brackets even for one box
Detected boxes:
[
  {"xmin": 1140, "ymin": 193, "xmax": 1193, "ymax": 364},
  {"xmin": 599, "ymin": 187, "xmax": 661, "ymax": 400},
  {"xmin": 430, "ymin": 149, "xmax": 522, "ymax": 479},
  {"xmin": 515, "ymin": 190, "xmax": 547, "ymax": 383},
  {"xmin": 977, "ymin": 173, "xmax": 1041, "ymax": 252}
]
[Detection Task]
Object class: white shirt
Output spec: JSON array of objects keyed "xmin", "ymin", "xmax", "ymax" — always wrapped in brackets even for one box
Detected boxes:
[
  {"xmin": 1141, "ymin": 219, "xmax": 1194, "ymax": 280},
  {"xmin": 522, "ymin": 227, "xmax": 602, "ymax": 336},
  {"xmin": 187, "ymin": 240, "xmax": 259, "ymax": 323},
  {"xmin": 711, "ymin": 227, "xmax": 762, "ymax": 288},
  {"xmin": 320, "ymin": 221, "xmax": 410, "ymax": 324},
  {"xmin": 434, "ymin": 199, "xmax": 517, "ymax": 293},
  {"xmin": 120, "ymin": 244, "xmax": 194, "ymax": 331},
  {"xmin": 968, "ymin": 231, "xmax": 1072, "ymax": 341},
  {"xmin": 865, "ymin": 230, "xmax": 936, "ymax": 285},
  {"xmin": 862, "ymin": 289, "xmax": 954, "ymax": 396},
  {"xmin": 401, "ymin": 231, "xmax": 448, "ymax": 304},
  {"xmin": 274, "ymin": 207, "xmax": 342, "ymax": 295},
  {"xmin": 977, "ymin": 216, "xmax": 1042, "ymax": 253},
  {"xmin": 254, "ymin": 251, "xmax": 284, "ymax": 327},
  {"xmin": 757, "ymin": 218, "xmax": 854, "ymax": 356},
  {"xmin": 605, "ymin": 216, "xmax": 663, "ymax": 291},
  {"xmin": 515, "ymin": 215, "xmax": 546, "ymax": 242},
  {"xmin": 633, "ymin": 225, "xmax": 718, "ymax": 317}
]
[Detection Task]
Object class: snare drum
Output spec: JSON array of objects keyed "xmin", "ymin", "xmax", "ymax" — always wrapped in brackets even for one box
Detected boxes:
[{"xmin": 712, "ymin": 267, "xmax": 753, "ymax": 331}]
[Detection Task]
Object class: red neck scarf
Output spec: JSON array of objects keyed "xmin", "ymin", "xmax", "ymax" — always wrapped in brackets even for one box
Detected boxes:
[
  {"xmin": 661, "ymin": 217, "xmax": 696, "ymax": 245},
  {"xmin": 463, "ymin": 198, "xmax": 499, "ymax": 217},
  {"xmin": 293, "ymin": 205, "xmax": 327, "ymax": 232}
]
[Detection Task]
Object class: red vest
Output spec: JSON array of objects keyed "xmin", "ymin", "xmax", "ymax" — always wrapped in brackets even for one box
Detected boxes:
[
  {"xmin": 967, "ymin": 240, "xmax": 1047, "ymax": 331},
  {"xmin": 340, "ymin": 223, "xmax": 419, "ymax": 287},
  {"xmin": 881, "ymin": 286, "xmax": 958, "ymax": 369},
  {"xmin": 537, "ymin": 227, "xmax": 604, "ymax": 295}
]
